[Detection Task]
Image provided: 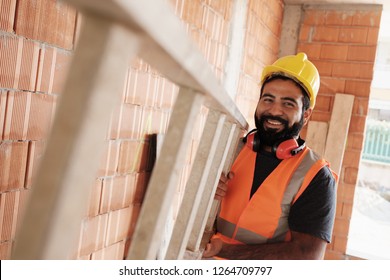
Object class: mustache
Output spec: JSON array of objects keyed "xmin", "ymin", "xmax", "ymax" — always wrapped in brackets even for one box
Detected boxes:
[{"xmin": 259, "ymin": 115, "xmax": 289, "ymax": 127}]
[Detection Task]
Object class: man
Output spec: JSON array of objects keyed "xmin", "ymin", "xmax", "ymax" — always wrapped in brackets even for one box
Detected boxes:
[{"xmin": 203, "ymin": 53, "xmax": 337, "ymax": 259}]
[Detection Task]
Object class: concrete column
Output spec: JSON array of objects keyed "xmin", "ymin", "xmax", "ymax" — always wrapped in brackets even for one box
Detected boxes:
[
  {"xmin": 279, "ymin": 4, "xmax": 302, "ymax": 57},
  {"xmin": 223, "ymin": 0, "xmax": 249, "ymax": 99}
]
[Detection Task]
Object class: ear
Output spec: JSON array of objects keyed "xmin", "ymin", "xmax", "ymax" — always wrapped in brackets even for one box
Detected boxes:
[{"xmin": 303, "ymin": 108, "xmax": 313, "ymax": 126}]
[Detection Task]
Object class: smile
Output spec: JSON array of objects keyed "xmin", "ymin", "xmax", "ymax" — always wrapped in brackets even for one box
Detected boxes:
[{"xmin": 266, "ymin": 119, "xmax": 283, "ymax": 126}]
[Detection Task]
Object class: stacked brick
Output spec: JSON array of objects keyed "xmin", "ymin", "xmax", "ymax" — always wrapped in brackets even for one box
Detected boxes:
[
  {"xmin": 1, "ymin": 0, "xmax": 278, "ymax": 259},
  {"xmin": 75, "ymin": 0, "xmax": 284, "ymax": 259},
  {"xmin": 0, "ymin": 0, "xmax": 76, "ymax": 259},
  {"xmin": 297, "ymin": 4, "xmax": 381, "ymax": 259},
  {"xmin": 0, "ymin": 0, "xmax": 382, "ymax": 260},
  {"xmin": 75, "ymin": 0, "xmax": 238, "ymax": 259}
]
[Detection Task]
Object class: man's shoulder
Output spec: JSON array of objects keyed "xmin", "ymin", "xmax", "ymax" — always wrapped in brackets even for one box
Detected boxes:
[{"xmin": 309, "ymin": 165, "xmax": 337, "ymax": 193}]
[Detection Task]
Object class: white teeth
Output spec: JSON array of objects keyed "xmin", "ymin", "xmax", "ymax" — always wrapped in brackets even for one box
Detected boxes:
[{"xmin": 267, "ymin": 120, "xmax": 282, "ymax": 125}]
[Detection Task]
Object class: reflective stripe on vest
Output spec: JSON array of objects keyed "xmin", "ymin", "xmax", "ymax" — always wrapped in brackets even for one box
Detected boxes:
[{"xmin": 217, "ymin": 146, "xmax": 327, "ymax": 245}]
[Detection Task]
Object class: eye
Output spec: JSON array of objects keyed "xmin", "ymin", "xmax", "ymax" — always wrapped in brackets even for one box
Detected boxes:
[
  {"xmin": 261, "ymin": 96, "xmax": 274, "ymax": 104},
  {"xmin": 283, "ymin": 101, "xmax": 296, "ymax": 108}
]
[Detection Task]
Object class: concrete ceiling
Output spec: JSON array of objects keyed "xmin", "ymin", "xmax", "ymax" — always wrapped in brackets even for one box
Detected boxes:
[
  {"xmin": 285, "ymin": 0, "xmax": 390, "ymax": 40},
  {"xmin": 285, "ymin": 0, "xmax": 388, "ymax": 9}
]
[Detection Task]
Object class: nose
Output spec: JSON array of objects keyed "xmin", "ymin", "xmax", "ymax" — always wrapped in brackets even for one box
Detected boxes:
[{"xmin": 266, "ymin": 101, "xmax": 284, "ymax": 116}]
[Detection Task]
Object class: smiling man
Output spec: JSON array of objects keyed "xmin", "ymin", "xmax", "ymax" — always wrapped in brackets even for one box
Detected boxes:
[{"xmin": 203, "ymin": 53, "xmax": 337, "ymax": 260}]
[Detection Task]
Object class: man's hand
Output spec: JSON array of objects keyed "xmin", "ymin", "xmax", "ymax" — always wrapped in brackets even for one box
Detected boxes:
[
  {"xmin": 215, "ymin": 172, "xmax": 234, "ymax": 200},
  {"xmin": 202, "ymin": 238, "xmax": 224, "ymax": 258},
  {"xmin": 203, "ymin": 231, "xmax": 327, "ymax": 260}
]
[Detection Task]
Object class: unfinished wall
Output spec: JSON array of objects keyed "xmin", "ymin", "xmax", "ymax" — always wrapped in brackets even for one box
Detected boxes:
[
  {"xmin": 297, "ymin": 4, "xmax": 381, "ymax": 259},
  {"xmin": 0, "ymin": 0, "xmax": 283, "ymax": 260},
  {"xmin": 77, "ymin": 0, "xmax": 284, "ymax": 260},
  {"xmin": 0, "ymin": 0, "xmax": 76, "ymax": 258},
  {"xmin": 83, "ymin": 0, "xmax": 238, "ymax": 260},
  {"xmin": 1, "ymin": 0, "xmax": 380, "ymax": 260}
]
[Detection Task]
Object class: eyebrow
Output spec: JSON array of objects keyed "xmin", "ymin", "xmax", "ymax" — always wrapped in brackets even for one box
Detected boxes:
[
  {"xmin": 282, "ymin": 97, "xmax": 299, "ymax": 106},
  {"xmin": 261, "ymin": 93, "xmax": 274, "ymax": 99}
]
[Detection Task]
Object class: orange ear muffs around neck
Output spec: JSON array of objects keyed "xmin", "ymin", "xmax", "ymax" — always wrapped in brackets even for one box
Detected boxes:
[{"xmin": 244, "ymin": 129, "xmax": 305, "ymax": 160}]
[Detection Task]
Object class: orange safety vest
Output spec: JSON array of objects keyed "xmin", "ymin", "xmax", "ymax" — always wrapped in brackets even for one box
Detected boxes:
[{"xmin": 216, "ymin": 145, "xmax": 333, "ymax": 245}]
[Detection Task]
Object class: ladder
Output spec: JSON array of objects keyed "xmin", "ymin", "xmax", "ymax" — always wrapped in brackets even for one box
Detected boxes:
[{"xmin": 12, "ymin": 0, "xmax": 248, "ymax": 259}]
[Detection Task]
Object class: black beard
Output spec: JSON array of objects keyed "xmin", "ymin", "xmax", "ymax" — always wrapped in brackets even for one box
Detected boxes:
[{"xmin": 254, "ymin": 114, "xmax": 304, "ymax": 147}]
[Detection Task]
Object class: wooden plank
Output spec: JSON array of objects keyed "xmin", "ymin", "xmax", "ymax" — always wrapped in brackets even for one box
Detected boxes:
[
  {"xmin": 186, "ymin": 122, "xmax": 237, "ymax": 254},
  {"xmin": 324, "ymin": 94, "xmax": 355, "ymax": 176},
  {"xmin": 62, "ymin": 0, "xmax": 248, "ymax": 129},
  {"xmin": 306, "ymin": 121, "xmax": 328, "ymax": 156},
  {"xmin": 12, "ymin": 14, "xmax": 138, "ymax": 259},
  {"xmin": 126, "ymin": 88, "xmax": 204, "ymax": 260},
  {"xmin": 164, "ymin": 110, "xmax": 226, "ymax": 259}
]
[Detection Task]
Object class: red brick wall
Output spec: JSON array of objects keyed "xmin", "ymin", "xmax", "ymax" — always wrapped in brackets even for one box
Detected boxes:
[
  {"xmin": 75, "ymin": 0, "xmax": 240, "ymax": 259},
  {"xmin": 36, "ymin": 0, "xmax": 283, "ymax": 260},
  {"xmin": 297, "ymin": 4, "xmax": 381, "ymax": 259},
  {"xmin": 0, "ymin": 0, "xmax": 381, "ymax": 260},
  {"xmin": 0, "ymin": 0, "xmax": 76, "ymax": 259}
]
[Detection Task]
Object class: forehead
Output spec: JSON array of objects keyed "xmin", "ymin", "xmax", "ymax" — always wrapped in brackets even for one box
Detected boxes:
[{"xmin": 261, "ymin": 78, "xmax": 305, "ymax": 101}]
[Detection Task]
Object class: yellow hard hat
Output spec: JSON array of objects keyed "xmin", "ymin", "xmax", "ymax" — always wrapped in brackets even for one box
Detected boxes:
[{"xmin": 261, "ymin": 52, "xmax": 320, "ymax": 108}]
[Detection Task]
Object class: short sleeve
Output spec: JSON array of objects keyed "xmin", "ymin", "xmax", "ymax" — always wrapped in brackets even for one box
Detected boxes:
[{"xmin": 288, "ymin": 166, "xmax": 337, "ymax": 243}]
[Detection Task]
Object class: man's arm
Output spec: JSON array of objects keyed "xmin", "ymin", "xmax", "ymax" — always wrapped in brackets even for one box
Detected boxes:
[{"xmin": 203, "ymin": 231, "xmax": 327, "ymax": 260}]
